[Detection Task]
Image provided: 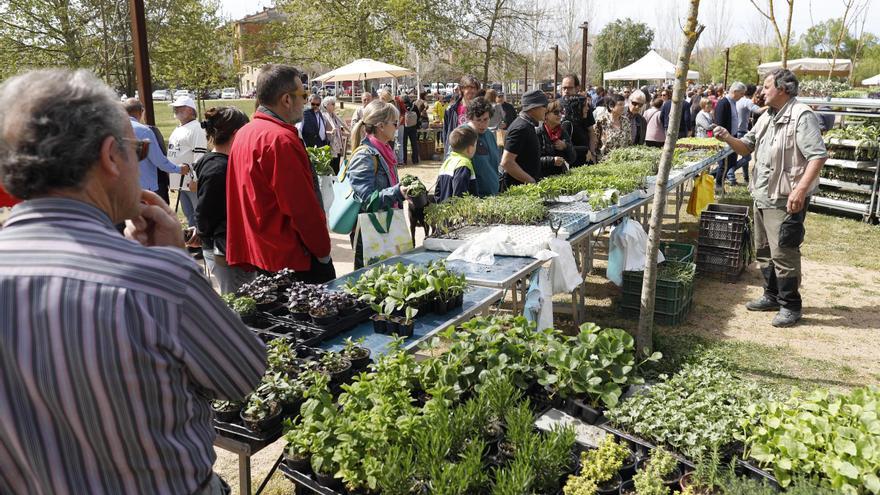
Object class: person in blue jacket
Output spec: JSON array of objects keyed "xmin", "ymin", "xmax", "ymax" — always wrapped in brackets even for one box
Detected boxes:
[
  {"xmin": 345, "ymin": 100, "xmax": 412, "ymax": 268},
  {"xmin": 435, "ymin": 126, "xmax": 478, "ymax": 202},
  {"xmin": 464, "ymin": 97, "xmax": 501, "ymax": 196}
]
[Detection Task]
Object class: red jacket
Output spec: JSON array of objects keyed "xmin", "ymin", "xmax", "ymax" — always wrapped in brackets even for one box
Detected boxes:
[
  {"xmin": 226, "ymin": 111, "xmax": 331, "ymax": 272},
  {"xmin": 0, "ymin": 185, "xmax": 20, "ymax": 208}
]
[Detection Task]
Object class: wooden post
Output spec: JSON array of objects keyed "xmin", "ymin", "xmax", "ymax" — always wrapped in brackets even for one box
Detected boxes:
[
  {"xmin": 723, "ymin": 47, "xmax": 730, "ymax": 90},
  {"xmin": 580, "ymin": 22, "xmax": 589, "ymax": 88},
  {"xmin": 128, "ymin": 0, "xmax": 154, "ymax": 125},
  {"xmin": 636, "ymin": 0, "xmax": 705, "ymax": 357},
  {"xmin": 525, "ymin": 63, "xmax": 529, "ymax": 93},
  {"xmin": 553, "ymin": 45, "xmax": 559, "ymax": 98}
]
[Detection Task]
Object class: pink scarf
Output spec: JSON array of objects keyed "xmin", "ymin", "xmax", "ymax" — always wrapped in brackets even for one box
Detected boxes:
[{"xmin": 367, "ymin": 134, "xmax": 399, "ymax": 185}]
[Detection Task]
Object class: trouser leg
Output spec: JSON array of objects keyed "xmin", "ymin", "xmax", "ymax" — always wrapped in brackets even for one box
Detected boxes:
[
  {"xmin": 758, "ymin": 202, "xmax": 808, "ymax": 312},
  {"xmin": 753, "ymin": 205, "xmax": 778, "ymax": 300},
  {"xmin": 179, "ymin": 190, "xmax": 198, "ymax": 227}
]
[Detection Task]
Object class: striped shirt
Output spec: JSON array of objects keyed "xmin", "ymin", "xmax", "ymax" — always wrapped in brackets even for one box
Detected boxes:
[{"xmin": 0, "ymin": 198, "xmax": 267, "ymax": 495}]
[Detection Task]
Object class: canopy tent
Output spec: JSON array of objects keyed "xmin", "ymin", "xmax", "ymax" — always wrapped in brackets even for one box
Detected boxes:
[
  {"xmin": 603, "ymin": 50, "xmax": 700, "ymax": 82},
  {"xmin": 313, "ymin": 58, "xmax": 414, "ymax": 82},
  {"xmin": 862, "ymin": 74, "xmax": 880, "ymax": 86},
  {"xmin": 757, "ymin": 58, "xmax": 852, "ymax": 77}
]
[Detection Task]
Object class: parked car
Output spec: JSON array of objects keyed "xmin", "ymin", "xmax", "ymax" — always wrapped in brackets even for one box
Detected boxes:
[
  {"xmin": 152, "ymin": 89, "xmax": 171, "ymax": 101},
  {"xmin": 221, "ymin": 87, "xmax": 240, "ymax": 99},
  {"xmin": 202, "ymin": 89, "xmax": 221, "ymax": 99},
  {"xmin": 173, "ymin": 89, "xmax": 193, "ymax": 100}
]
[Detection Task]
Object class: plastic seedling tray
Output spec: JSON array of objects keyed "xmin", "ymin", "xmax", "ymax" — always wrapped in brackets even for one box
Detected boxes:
[{"xmin": 617, "ymin": 190, "xmax": 641, "ymax": 206}]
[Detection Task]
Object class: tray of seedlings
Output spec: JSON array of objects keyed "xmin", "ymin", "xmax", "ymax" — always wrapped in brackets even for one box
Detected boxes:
[{"xmin": 212, "ymin": 338, "xmax": 372, "ymax": 447}]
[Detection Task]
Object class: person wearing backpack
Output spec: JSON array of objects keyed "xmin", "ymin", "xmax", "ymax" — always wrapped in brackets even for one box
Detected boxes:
[
  {"xmin": 345, "ymin": 100, "xmax": 413, "ymax": 268},
  {"xmin": 401, "ymin": 95, "xmax": 421, "ymax": 165}
]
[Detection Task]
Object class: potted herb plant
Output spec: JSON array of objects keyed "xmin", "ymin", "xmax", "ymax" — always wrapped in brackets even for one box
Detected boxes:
[
  {"xmin": 629, "ymin": 447, "xmax": 682, "ymax": 495},
  {"xmin": 342, "ymin": 337, "xmax": 371, "ymax": 369},
  {"xmin": 286, "ymin": 295, "xmax": 310, "ymax": 321},
  {"xmin": 400, "ymin": 174, "xmax": 428, "ymax": 208},
  {"xmin": 319, "ymin": 352, "xmax": 352, "ymax": 385},
  {"xmin": 232, "ymin": 296, "xmax": 257, "ymax": 325},
  {"xmin": 210, "ymin": 399, "xmax": 242, "ymax": 423},
  {"xmin": 564, "ymin": 436, "xmax": 632, "ymax": 494},
  {"xmin": 679, "ymin": 447, "xmax": 724, "ymax": 495},
  {"xmin": 282, "ymin": 419, "xmax": 312, "ymax": 474},
  {"xmin": 309, "ymin": 300, "xmax": 338, "ymax": 327},
  {"xmin": 239, "ymin": 394, "xmax": 282, "ymax": 432}
]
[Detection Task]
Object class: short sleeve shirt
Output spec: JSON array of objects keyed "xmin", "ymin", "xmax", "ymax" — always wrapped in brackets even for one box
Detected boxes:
[
  {"xmin": 167, "ymin": 119, "xmax": 208, "ymax": 188},
  {"xmin": 741, "ymin": 99, "xmax": 828, "ymax": 208},
  {"xmin": 503, "ymin": 113, "xmax": 542, "ymax": 186}
]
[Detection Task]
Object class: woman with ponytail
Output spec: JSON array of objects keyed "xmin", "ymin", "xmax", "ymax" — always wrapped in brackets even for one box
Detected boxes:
[
  {"xmin": 193, "ymin": 107, "xmax": 251, "ymax": 293},
  {"xmin": 345, "ymin": 100, "xmax": 411, "ymax": 268}
]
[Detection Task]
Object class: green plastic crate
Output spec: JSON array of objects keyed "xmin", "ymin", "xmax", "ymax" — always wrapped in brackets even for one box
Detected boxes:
[
  {"xmin": 622, "ymin": 261, "xmax": 695, "ymax": 302},
  {"xmin": 619, "ymin": 297, "xmax": 693, "ymax": 326},
  {"xmin": 659, "ymin": 242, "xmax": 695, "ymax": 263},
  {"xmin": 620, "ymin": 282, "xmax": 693, "ymax": 315}
]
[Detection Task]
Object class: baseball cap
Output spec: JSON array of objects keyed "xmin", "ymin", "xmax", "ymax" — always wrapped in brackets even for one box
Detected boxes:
[{"xmin": 169, "ymin": 95, "xmax": 197, "ymax": 111}]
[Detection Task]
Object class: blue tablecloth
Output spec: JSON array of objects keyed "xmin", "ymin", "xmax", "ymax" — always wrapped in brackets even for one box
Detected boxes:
[{"xmin": 319, "ymin": 285, "xmax": 502, "ymax": 356}]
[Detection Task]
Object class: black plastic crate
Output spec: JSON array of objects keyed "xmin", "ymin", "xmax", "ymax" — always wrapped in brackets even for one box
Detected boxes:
[
  {"xmin": 699, "ymin": 204, "xmax": 750, "ymax": 249},
  {"xmin": 697, "ymin": 245, "xmax": 746, "ymax": 281}
]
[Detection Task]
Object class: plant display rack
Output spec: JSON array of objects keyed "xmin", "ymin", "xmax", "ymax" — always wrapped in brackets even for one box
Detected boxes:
[{"xmin": 800, "ymin": 97, "xmax": 880, "ymax": 223}]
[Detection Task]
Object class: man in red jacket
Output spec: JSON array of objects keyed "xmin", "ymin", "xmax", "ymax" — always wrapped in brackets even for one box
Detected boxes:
[{"xmin": 226, "ymin": 64, "xmax": 336, "ymax": 283}]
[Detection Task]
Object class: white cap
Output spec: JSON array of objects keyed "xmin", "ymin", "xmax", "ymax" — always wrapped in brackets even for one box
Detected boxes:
[{"xmin": 169, "ymin": 95, "xmax": 196, "ymax": 111}]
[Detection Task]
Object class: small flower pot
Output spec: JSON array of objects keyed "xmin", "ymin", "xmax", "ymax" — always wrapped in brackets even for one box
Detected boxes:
[
  {"xmin": 371, "ymin": 315, "xmax": 388, "ymax": 334},
  {"xmin": 432, "ymin": 298, "xmax": 450, "ymax": 314},
  {"xmin": 619, "ymin": 479, "xmax": 636, "ymax": 495},
  {"xmin": 454, "ymin": 293, "xmax": 464, "ymax": 308},
  {"xmin": 284, "ymin": 452, "xmax": 311, "ymax": 474},
  {"xmin": 310, "ymin": 309, "xmax": 339, "ymax": 327},
  {"xmin": 396, "ymin": 318, "xmax": 414, "ymax": 338},
  {"xmin": 565, "ymin": 397, "xmax": 603, "ymax": 424},
  {"xmin": 240, "ymin": 313, "xmax": 258, "ymax": 326},
  {"xmin": 597, "ymin": 473, "xmax": 622, "ymax": 494},
  {"xmin": 239, "ymin": 403, "xmax": 282, "ymax": 433},
  {"xmin": 345, "ymin": 347, "xmax": 371, "ymax": 370},
  {"xmin": 290, "ymin": 308, "xmax": 310, "ymax": 321},
  {"xmin": 315, "ymin": 471, "xmax": 344, "ymax": 491},
  {"xmin": 211, "ymin": 403, "xmax": 241, "ymax": 423},
  {"xmin": 327, "ymin": 357, "xmax": 352, "ymax": 385},
  {"xmin": 338, "ymin": 301, "xmax": 359, "ymax": 317},
  {"xmin": 255, "ymin": 294, "xmax": 278, "ymax": 311},
  {"xmin": 663, "ymin": 467, "xmax": 683, "ymax": 490},
  {"xmin": 620, "ymin": 452, "xmax": 638, "ymax": 481},
  {"xmin": 282, "ymin": 397, "xmax": 303, "ymax": 417}
]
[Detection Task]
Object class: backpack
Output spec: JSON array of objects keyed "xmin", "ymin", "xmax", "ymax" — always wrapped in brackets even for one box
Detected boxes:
[{"xmin": 404, "ymin": 106, "xmax": 418, "ymax": 127}]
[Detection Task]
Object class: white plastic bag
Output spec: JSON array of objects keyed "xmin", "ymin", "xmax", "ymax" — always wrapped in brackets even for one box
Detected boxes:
[
  {"xmin": 524, "ymin": 267, "xmax": 554, "ymax": 330},
  {"xmin": 318, "ymin": 175, "xmax": 335, "ymax": 217},
  {"xmin": 548, "ymin": 238, "xmax": 583, "ymax": 293},
  {"xmin": 607, "ymin": 218, "xmax": 664, "ymax": 286}
]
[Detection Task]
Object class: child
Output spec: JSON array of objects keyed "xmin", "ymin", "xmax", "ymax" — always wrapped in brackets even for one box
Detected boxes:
[{"xmin": 434, "ymin": 126, "xmax": 479, "ymax": 203}]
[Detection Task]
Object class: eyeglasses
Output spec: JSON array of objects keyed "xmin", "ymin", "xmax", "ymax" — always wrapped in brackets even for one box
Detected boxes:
[
  {"xmin": 631, "ymin": 101, "xmax": 644, "ymax": 107},
  {"xmin": 290, "ymin": 89, "xmax": 309, "ymax": 101},
  {"xmin": 311, "ymin": 103, "xmax": 321, "ymax": 107},
  {"xmin": 121, "ymin": 138, "xmax": 150, "ymax": 161}
]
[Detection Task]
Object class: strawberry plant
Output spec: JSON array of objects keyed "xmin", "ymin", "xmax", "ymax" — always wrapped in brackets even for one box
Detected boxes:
[{"xmin": 307, "ymin": 145, "xmax": 335, "ymax": 176}]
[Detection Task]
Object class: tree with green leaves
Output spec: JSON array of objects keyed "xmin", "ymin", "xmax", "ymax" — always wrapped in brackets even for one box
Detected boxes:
[{"xmin": 593, "ymin": 18, "xmax": 654, "ymax": 82}]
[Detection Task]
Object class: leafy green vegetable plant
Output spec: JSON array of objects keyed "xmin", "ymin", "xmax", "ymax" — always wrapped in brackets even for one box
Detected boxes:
[
  {"xmin": 232, "ymin": 296, "xmax": 256, "ymax": 316},
  {"xmin": 633, "ymin": 447, "xmax": 678, "ymax": 495},
  {"xmin": 306, "ymin": 145, "xmax": 335, "ymax": 176}
]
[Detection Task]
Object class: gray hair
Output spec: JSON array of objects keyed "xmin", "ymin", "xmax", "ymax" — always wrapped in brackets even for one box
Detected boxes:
[
  {"xmin": 629, "ymin": 89, "xmax": 646, "ymax": 103},
  {"xmin": 729, "ymin": 81, "xmax": 747, "ymax": 94},
  {"xmin": 767, "ymin": 69, "xmax": 799, "ymax": 97},
  {"xmin": 321, "ymin": 96, "xmax": 336, "ymax": 112},
  {"xmin": 0, "ymin": 69, "xmax": 128, "ymax": 199}
]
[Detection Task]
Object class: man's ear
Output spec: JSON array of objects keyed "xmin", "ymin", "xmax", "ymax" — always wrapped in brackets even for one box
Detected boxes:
[{"xmin": 98, "ymin": 135, "xmax": 123, "ymax": 179}]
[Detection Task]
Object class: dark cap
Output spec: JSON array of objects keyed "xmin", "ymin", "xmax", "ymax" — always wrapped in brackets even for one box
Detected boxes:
[{"xmin": 521, "ymin": 89, "xmax": 549, "ymax": 111}]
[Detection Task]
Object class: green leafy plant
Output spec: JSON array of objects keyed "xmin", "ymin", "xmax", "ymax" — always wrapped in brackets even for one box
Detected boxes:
[
  {"xmin": 425, "ymin": 194, "xmax": 548, "ymax": 233},
  {"xmin": 607, "ymin": 357, "xmax": 764, "ymax": 459},
  {"xmin": 242, "ymin": 394, "xmax": 279, "ymax": 421},
  {"xmin": 211, "ymin": 399, "xmax": 241, "ymax": 412},
  {"xmin": 231, "ymin": 296, "xmax": 256, "ymax": 316},
  {"xmin": 633, "ymin": 447, "xmax": 678, "ymax": 495},
  {"xmin": 738, "ymin": 386, "xmax": 880, "ymax": 493},
  {"xmin": 400, "ymin": 174, "xmax": 427, "ymax": 197},
  {"xmin": 307, "ymin": 145, "xmax": 335, "ymax": 176},
  {"xmin": 537, "ymin": 322, "xmax": 660, "ymax": 407},
  {"xmin": 220, "ymin": 292, "xmax": 236, "ymax": 307},
  {"xmin": 580, "ymin": 435, "xmax": 632, "ymax": 484}
]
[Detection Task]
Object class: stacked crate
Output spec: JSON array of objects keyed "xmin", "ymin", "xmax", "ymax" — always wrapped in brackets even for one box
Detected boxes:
[
  {"xmin": 619, "ymin": 242, "xmax": 696, "ymax": 326},
  {"xmin": 696, "ymin": 204, "xmax": 751, "ymax": 282}
]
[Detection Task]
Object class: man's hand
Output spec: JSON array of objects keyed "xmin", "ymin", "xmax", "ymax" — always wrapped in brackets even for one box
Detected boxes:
[
  {"xmin": 553, "ymin": 140, "xmax": 566, "ymax": 151},
  {"xmin": 179, "ymin": 164, "xmax": 190, "ymax": 176},
  {"xmin": 187, "ymin": 180, "xmax": 198, "ymax": 193},
  {"xmin": 554, "ymin": 156, "xmax": 565, "ymax": 167},
  {"xmin": 712, "ymin": 126, "xmax": 730, "ymax": 141},
  {"xmin": 586, "ymin": 151, "xmax": 595, "ymax": 163},
  {"xmin": 125, "ymin": 190, "xmax": 185, "ymax": 249},
  {"xmin": 787, "ymin": 187, "xmax": 807, "ymax": 214}
]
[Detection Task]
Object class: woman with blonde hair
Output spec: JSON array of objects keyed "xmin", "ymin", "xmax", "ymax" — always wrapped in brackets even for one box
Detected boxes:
[{"xmin": 345, "ymin": 100, "xmax": 411, "ymax": 268}]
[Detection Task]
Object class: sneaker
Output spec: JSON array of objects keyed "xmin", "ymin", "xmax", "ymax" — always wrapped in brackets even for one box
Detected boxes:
[
  {"xmin": 745, "ymin": 295, "xmax": 780, "ymax": 312},
  {"xmin": 772, "ymin": 307, "xmax": 802, "ymax": 327},
  {"xmin": 726, "ymin": 179, "xmax": 738, "ymax": 186}
]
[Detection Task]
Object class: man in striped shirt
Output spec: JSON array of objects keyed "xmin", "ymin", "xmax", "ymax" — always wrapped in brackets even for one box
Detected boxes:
[{"xmin": 0, "ymin": 69, "xmax": 267, "ymax": 494}]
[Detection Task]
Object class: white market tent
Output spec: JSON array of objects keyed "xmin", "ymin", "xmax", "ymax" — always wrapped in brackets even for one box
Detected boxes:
[
  {"xmin": 757, "ymin": 58, "xmax": 853, "ymax": 77},
  {"xmin": 313, "ymin": 58, "xmax": 414, "ymax": 82},
  {"xmin": 862, "ymin": 74, "xmax": 880, "ymax": 86},
  {"xmin": 603, "ymin": 50, "xmax": 700, "ymax": 83}
]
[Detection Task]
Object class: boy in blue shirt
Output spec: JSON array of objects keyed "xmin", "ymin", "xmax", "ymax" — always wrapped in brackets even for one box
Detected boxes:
[{"xmin": 435, "ymin": 126, "xmax": 478, "ymax": 202}]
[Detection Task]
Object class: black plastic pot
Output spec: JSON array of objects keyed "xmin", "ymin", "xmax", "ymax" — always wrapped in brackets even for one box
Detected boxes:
[
  {"xmin": 619, "ymin": 452, "xmax": 638, "ymax": 481},
  {"xmin": 211, "ymin": 404, "xmax": 241, "ymax": 423},
  {"xmin": 432, "ymin": 297, "xmax": 450, "ymax": 314},
  {"xmin": 290, "ymin": 308, "xmax": 310, "ymax": 321},
  {"xmin": 597, "ymin": 473, "xmax": 622, "ymax": 494},
  {"xmin": 327, "ymin": 357, "xmax": 352, "ymax": 385},
  {"xmin": 338, "ymin": 301, "xmax": 359, "ymax": 317},
  {"xmin": 619, "ymin": 479, "xmax": 636, "ymax": 495},
  {"xmin": 240, "ymin": 403, "xmax": 282, "ymax": 432},
  {"xmin": 662, "ymin": 467, "xmax": 683, "ymax": 490},
  {"xmin": 240, "ymin": 313, "xmax": 258, "ymax": 326},
  {"xmin": 565, "ymin": 398, "xmax": 603, "ymax": 424},
  {"xmin": 282, "ymin": 397, "xmax": 303, "ymax": 417},
  {"xmin": 314, "ymin": 471, "xmax": 344, "ymax": 491},
  {"xmin": 454, "ymin": 292, "xmax": 464, "ymax": 308},
  {"xmin": 345, "ymin": 347, "xmax": 371, "ymax": 370},
  {"xmin": 255, "ymin": 295, "xmax": 278, "ymax": 311},
  {"xmin": 396, "ymin": 318, "xmax": 414, "ymax": 337},
  {"xmin": 284, "ymin": 452, "xmax": 311, "ymax": 474},
  {"xmin": 310, "ymin": 310, "xmax": 339, "ymax": 327},
  {"xmin": 372, "ymin": 315, "xmax": 388, "ymax": 334}
]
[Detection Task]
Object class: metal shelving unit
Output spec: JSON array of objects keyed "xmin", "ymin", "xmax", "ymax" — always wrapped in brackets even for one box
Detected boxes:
[{"xmin": 800, "ymin": 97, "xmax": 880, "ymax": 222}]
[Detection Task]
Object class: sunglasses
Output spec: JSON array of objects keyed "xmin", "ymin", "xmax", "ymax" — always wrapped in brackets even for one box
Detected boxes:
[
  {"xmin": 311, "ymin": 103, "xmax": 321, "ymax": 107},
  {"xmin": 631, "ymin": 101, "xmax": 644, "ymax": 107},
  {"xmin": 121, "ymin": 138, "xmax": 150, "ymax": 161},
  {"xmin": 290, "ymin": 89, "xmax": 310, "ymax": 101}
]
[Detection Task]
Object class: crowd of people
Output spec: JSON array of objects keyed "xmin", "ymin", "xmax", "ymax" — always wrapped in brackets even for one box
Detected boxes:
[{"xmin": 0, "ymin": 62, "xmax": 828, "ymax": 493}]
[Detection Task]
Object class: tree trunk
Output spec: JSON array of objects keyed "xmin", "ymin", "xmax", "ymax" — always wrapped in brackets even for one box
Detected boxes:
[
  {"xmin": 828, "ymin": 0, "xmax": 854, "ymax": 80},
  {"xmin": 635, "ymin": 0, "xmax": 705, "ymax": 357}
]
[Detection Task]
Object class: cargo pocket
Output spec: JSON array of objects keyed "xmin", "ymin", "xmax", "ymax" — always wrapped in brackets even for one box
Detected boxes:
[{"xmin": 778, "ymin": 212, "xmax": 805, "ymax": 248}]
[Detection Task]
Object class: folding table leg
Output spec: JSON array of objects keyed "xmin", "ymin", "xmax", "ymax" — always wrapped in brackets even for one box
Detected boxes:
[{"xmin": 239, "ymin": 453, "xmax": 251, "ymax": 495}]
